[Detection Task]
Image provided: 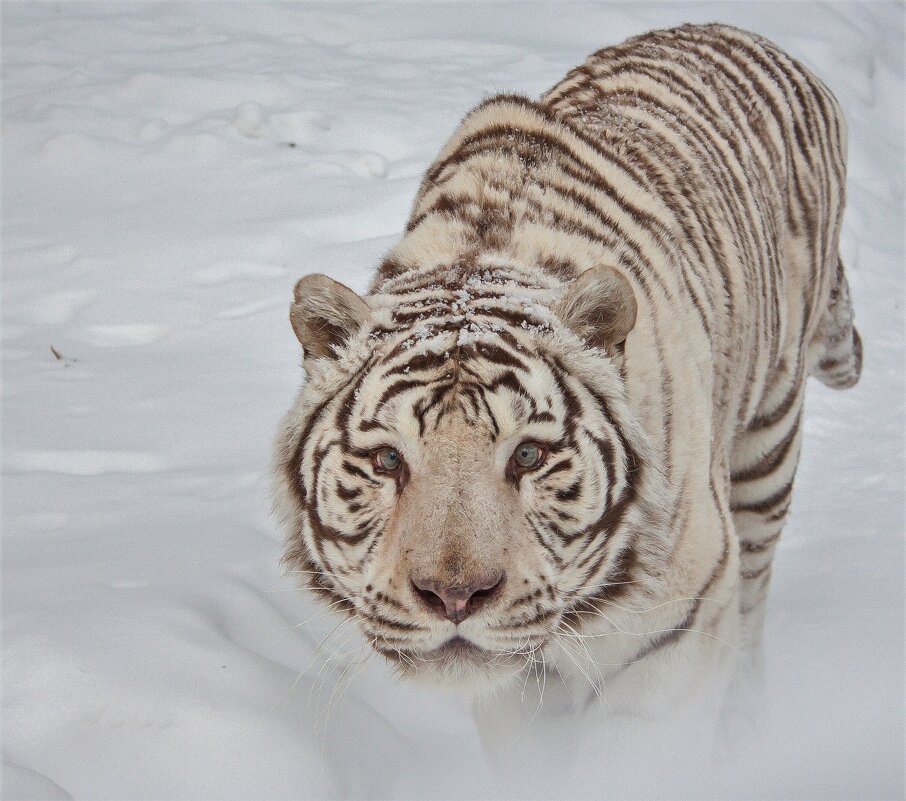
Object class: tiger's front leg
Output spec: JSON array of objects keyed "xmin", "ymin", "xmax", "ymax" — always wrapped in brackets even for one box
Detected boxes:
[{"xmin": 730, "ymin": 382, "xmax": 806, "ymax": 661}]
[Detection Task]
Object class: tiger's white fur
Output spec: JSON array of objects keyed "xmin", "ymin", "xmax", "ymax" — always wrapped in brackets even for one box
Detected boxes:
[{"xmin": 273, "ymin": 24, "xmax": 861, "ymax": 716}]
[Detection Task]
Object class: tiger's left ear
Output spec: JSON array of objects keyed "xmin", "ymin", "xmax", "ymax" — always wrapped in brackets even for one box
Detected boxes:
[{"xmin": 555, "ymin": 266, "xmax": 637, "ymax": 354}]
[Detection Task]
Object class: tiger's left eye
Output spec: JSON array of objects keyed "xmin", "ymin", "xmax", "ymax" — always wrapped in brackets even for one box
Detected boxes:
[
  {"xmin": 512, "ymin": 442, "xmax": 544, "ymax": 469},
  {"xmin": 373, "ymin": 447, "xmax": 402, "ymax": 471}
]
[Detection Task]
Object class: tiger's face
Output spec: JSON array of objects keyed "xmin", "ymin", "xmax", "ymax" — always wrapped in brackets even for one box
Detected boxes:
[{"xmin": 274, "ymin": 266, "xmax": 657, "ymax": 691}]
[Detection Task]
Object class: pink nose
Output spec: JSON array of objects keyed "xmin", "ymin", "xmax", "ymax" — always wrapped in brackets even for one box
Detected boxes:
[{"xmin": 411, "ymin": 573, "xmax": 505, "ymax": 623}]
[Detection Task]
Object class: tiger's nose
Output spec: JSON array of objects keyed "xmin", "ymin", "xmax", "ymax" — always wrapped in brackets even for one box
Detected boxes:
[{"xmin": 410, "ymin": 572, "xmax": 505, "ymax": 623}]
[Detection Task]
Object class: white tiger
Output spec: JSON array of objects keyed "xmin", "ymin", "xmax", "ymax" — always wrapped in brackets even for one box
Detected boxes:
[{"xmin": 272, "ymin": 23, "xmax": 861, "ymax": 717}]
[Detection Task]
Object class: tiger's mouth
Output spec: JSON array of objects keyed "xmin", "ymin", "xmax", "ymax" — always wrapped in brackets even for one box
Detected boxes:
[
  {"xmin": 377, "ymin": 634, "xmax": 491, "ymax": 666},
  {"xmin": 430, "ymin": 635, "xmax": 485, "ymax": 659},
  {"xmin": 372, "ymin": 631, "xmax": 543, "ymax": 690}
]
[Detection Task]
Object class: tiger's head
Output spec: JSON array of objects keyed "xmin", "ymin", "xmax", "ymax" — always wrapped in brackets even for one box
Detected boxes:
[{"xmin": 273, "ymin": 264, "xmax": 669, "ymax": 692}]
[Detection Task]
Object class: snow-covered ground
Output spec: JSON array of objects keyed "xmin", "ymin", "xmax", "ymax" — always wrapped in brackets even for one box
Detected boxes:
[{"xmin": 2, "ymin": 3, "xmax": 903, "ymax": 799}]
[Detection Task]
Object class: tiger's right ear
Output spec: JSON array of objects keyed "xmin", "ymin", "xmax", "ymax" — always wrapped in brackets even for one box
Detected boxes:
[{"xmin": 289, "ymin": 274, "xmax": 371, "ymax": 362}]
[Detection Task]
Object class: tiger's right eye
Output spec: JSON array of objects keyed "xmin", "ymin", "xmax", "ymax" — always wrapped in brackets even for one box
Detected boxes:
[
  {"xmin": 512, "ymin": 442, "xmax": 545, "ymax": 470},
  {"xmin": 373, "ymin": 447, "xmax": 402, "ymax": 472}
]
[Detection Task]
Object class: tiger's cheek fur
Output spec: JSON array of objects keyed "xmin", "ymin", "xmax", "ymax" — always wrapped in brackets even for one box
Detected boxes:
[{"xmin": 312, "ymin": 450, "xmax": 394, "ymax": 579}]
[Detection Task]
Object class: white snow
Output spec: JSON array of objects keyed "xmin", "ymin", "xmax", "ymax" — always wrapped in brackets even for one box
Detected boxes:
[{"xmin": 2, "ymin": 3, "xmax": 903, "ymax": 800}]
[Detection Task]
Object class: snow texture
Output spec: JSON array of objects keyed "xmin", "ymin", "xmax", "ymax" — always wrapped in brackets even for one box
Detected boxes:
[{"xmin": 2, "ymin": 3, "xmax": 903, "ymax": 800}]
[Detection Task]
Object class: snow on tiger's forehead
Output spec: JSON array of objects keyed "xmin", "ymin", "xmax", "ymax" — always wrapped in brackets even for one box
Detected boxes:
[
  {"xmin": 367, "ymin": 265, "xmax": 562, "ymax": 352},
  {"xmin": 349, "ymin": 267, "xmax": 568, "ymax": 438}
]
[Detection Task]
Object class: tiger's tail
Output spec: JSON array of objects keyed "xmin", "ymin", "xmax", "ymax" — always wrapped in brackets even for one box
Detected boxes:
[{"xmin": 811, "ymin": 257, "xmax": 862, "ymax": 389}]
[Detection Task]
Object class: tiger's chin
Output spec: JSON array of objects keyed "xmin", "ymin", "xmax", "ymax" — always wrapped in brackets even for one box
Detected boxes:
[{"xmin": 375, "ymin": 635, "xmax": 534, "ymax": 695}]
